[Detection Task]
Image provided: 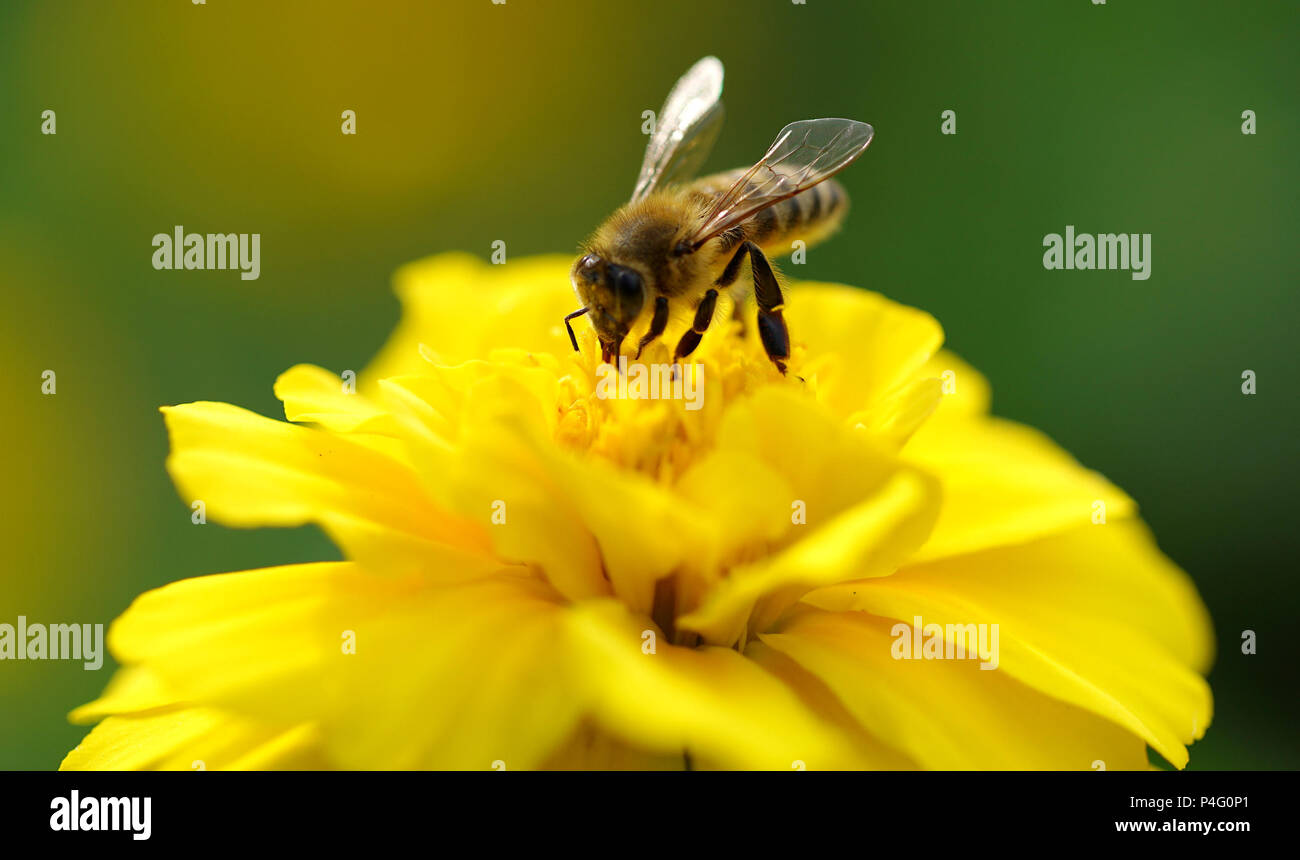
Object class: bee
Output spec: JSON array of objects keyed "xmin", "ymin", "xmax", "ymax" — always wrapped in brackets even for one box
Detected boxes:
[{"xmin": 565, "ymin": 56, "xmax": 874, "ymax": 374}]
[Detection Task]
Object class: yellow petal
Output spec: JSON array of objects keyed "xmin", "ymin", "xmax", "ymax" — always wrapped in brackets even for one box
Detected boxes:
[
  {"xmin": 329, "ymin": 575, "xmax": 583, "ymax": 770},
  {"xmin": 393, "ymin": 375, "xmax": 612, "ymax": 602},
  {"xmin": 903, "ymin": 414, "xmax": 1135, "ymax": 562},
  {"xmin": 845, "ymin": 376, "xmax": 943, "ymax": 450},
  {"xmin": 162, "ymin": 401, "xmax": 496, "ymax": 577},
  {"xmin": 761, "ymin": 607, "xmax": 1151, "ymax": 770},
  {"xmin": 394, "ymin": 368, "xmax": 707, "ymax": 608},
  {"xmin": 61, "ymin": 708, "xmax": 327, "ymax": 771},
  {"xmin": 919, "ymin": 349, "xmax": 992, "ymax": 418},
  {"xmin": 380, "ymin": 356, "xmax": 563, "ymax": 445},
  {"xmin": 273, "ymin": 363, "xmax": 417, "ymax": 465},
  {"xmin": 566, "ymin": 599, "xmax": 869, "ymax": 769},
  {"xmin": 274, "ymin": 363, "xmax": 406, "ymax": 437},
  {"xmin": 69, "ymin": 667, "xmax": 172, "ymax": 725},
  {"xmin": 744, "ymin": 639, "xmax": 920, "ymax": 769},
  {"xmin": 786, "ymin": 283, "xmax": 944, "ymax": 421},
  {"xmin": 680, "ymin": 468, "xmax": 939, "ymax": 647},
  {"xmin": 803, "ymin": 523, "xmax": 1213, "ymax": 768},
  {"xmin": 541, "ymin": 722, "xmax": 687, "ymax": 771},
  {"xmin": 364, "ymin": 253, "xmax": 578, "ymax": 386},
  {"xmin": 716, "ymin": 387, "xmax": 902, "ymax": 526},
  {"xmin": 549, "ymin": 453, "xmax": 707, "ymax": 613},
  {"xmin": 677, "ymin": 386, "xmax": 940, "ymax": 645},
  {"xmin": 103, "ymin": 561, "xmax": 583, "ymax": 770},
  {"xmin": 674, "ymin": 447, "xmax": 793, "ymax": 575}
]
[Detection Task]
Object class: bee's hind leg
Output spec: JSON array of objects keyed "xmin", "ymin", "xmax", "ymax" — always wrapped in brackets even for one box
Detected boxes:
[
  {"xmin": 715, "ymin": 246, "xmax": 750, "ymax": 335},
  {"xmin": 715, "ymin": 240, "xmax": 789, "ymax": 374},
  {"xmin": 750, "ymin": 246, "xmax": 790, "ymax": 375}
]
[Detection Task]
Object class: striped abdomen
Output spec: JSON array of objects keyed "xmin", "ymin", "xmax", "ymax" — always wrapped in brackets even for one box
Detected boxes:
[{"xmin": 688, "ymin": 169, "xmax": 850, "ymax": 258}]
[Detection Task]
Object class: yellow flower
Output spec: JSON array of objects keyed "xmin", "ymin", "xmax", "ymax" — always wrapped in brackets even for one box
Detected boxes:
[{"xmin": 62, "ymin": 253, "xmax": 1213, "ymax": 770}]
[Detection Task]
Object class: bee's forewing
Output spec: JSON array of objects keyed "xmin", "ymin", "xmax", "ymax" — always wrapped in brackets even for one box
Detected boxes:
[
  {"xmin": 631, "ymin": 57, "xmax": 725, "ymax": 201},
  {"xmin": 687, "ymin": 118, "xmax": 874, "ymax": 246}
]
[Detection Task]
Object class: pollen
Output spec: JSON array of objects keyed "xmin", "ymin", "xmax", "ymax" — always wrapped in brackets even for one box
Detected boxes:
[{"xmin": 552, "ymin": 324, "xmax": 792, "ymax": 482}]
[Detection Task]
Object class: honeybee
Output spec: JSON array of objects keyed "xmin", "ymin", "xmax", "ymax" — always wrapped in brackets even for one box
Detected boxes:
[{"xmin": 565, "ymin": 56, "xmax": 874, "ymax": 374}]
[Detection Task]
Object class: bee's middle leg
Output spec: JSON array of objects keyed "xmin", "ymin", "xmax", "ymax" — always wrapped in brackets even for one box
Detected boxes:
[{"xmin": 672, "ymin": 288, "xmax": 718, "ymax": 364}]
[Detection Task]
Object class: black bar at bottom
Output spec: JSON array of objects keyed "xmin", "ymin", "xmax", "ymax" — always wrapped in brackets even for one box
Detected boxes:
[{"xmin": 3, "ymin": 770, "xmax": 1286, "ymax": 847}]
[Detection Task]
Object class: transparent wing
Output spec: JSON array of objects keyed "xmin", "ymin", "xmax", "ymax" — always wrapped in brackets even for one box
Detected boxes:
[
  {"xmin": 650, "ymin": 102, "xmax": 725, "ymax": 196},
  {"xmin": 630, "ymin": 56, "xmax": 725, "ymax": 202},
  {"xmin": 686, "ymin": 118, "xmax": 874, "ymax": 246}
]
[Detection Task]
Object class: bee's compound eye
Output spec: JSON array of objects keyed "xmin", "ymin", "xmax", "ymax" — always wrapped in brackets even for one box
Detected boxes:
[
  {"xmin": 605, "ymin": 264, "xmax": 644, "ymax": 321},
  {"xmin": 606, "ymin": 264, "xmax": 643, "ymax": 300}
]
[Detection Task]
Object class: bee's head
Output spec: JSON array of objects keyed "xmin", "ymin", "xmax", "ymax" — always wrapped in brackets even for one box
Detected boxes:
[{"xmin": 567, "ymin": 252, "xmax": 645, "ymax": 361}]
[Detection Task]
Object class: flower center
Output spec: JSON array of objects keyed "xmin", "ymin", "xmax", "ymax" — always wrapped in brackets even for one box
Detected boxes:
[{"xmin": 553, "ymin": 334, "xmax": 781, "ymax": 481}]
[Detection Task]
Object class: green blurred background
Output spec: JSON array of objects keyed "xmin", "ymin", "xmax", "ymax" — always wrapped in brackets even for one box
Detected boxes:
[{"xmin": 1, "ymin": 0, "xmax": 1295, "ymax": 770}]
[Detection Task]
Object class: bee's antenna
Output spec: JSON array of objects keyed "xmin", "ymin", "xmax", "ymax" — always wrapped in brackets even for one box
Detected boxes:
[{"xmin": 563, "ymin": 307, "xmax": 589, "ymax": 352}]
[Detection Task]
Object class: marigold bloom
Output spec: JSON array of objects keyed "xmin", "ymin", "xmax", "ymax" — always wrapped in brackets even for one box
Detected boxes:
[{"xmin": 62, "ymin": 253, "xmax": 1213, "ymax": 770}]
